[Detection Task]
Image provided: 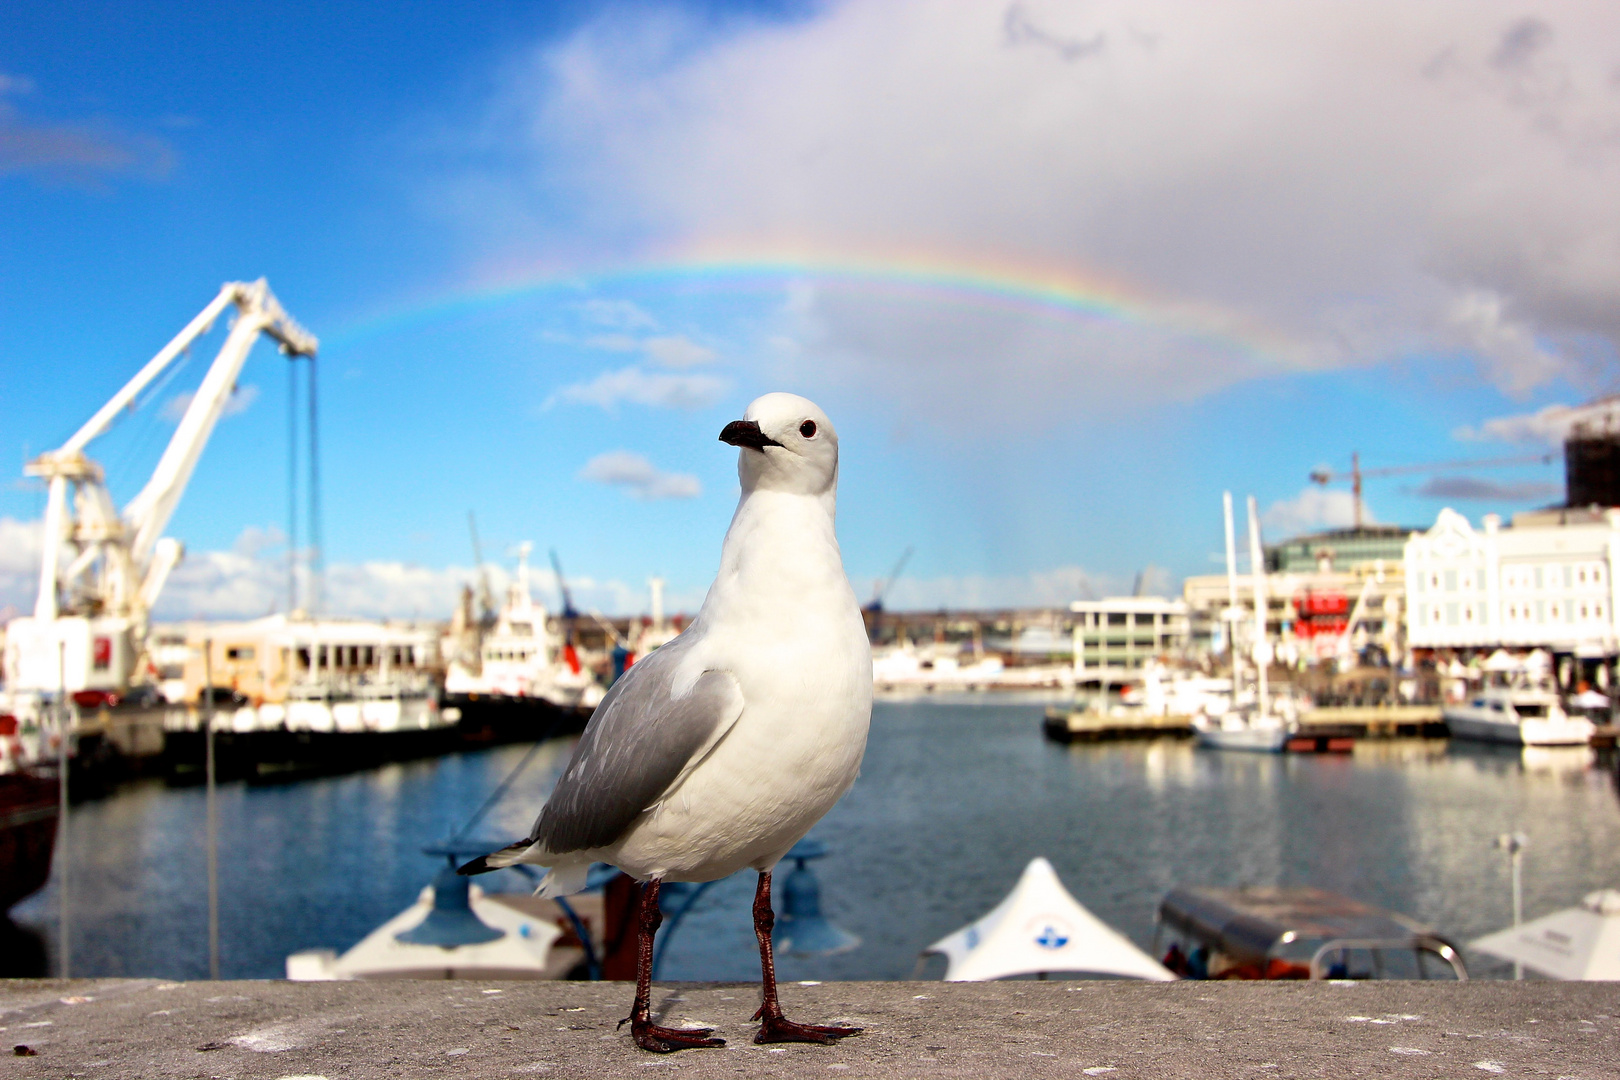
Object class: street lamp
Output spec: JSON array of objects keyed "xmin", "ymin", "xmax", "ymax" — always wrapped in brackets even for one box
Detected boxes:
[{"xmin": 1495, "ymin": 831, "xmax": 1528, "ymax": 980}]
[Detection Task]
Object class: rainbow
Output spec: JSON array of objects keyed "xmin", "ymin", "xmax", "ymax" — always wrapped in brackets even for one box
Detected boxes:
[{"xmin": 322, "ymin": 245, "xmax": 1303, "ymax": 364}]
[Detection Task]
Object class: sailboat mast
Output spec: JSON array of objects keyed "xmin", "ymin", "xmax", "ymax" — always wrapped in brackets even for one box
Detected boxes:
[
  {"xmin": 1246, "ymin": 495, "xmax": 1270, "ymax": 717},
  {"xmin": 1222, "ymin": 492, "xmax": 1242, "ymax": 699}
]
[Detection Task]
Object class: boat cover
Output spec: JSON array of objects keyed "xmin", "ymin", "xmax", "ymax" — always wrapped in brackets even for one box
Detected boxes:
[
  {"xmin": 1158, "ymin": 885, "xmax": 1442, "ymax": 963},
  {"xmin": 923, "ymin": 857, "xmax": 1174, "ymax": 981},
  {"xmin": 1471, "ymin": 888, "xmax": 1620, "ymax": 980}
]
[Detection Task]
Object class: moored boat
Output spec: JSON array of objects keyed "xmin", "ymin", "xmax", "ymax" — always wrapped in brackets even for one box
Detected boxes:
[{"xmin": 1443, "ymin": 685, "xmax": 1595, "ymax": 747}]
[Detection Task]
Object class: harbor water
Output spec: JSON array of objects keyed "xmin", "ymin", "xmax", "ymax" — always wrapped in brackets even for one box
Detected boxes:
[{"xmin": 10, "ymin": 698, "xmax": 1620, "ymax": 981}]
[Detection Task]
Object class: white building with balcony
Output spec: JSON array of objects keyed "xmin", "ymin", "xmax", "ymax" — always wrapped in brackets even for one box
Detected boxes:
[{"xmin": 1404, "ymin": 507, "xmax": 1620, "ymax": 654}]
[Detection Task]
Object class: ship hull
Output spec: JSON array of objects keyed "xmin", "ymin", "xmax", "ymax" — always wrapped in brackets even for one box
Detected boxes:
[{"xmin": 1, "ymin": 770, "xmax": 59, "ymax": 911}]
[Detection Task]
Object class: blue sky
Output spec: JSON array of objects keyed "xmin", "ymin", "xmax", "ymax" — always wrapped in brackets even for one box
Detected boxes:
[{"xmin": 3, "ymin": 1, "xmax": 1616, "ymax": 619}]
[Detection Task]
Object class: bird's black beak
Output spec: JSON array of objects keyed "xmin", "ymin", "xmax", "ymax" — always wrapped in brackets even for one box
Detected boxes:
[{"xmin": 719, "ymin": 419, "xmax": 782, "ymax": 451}]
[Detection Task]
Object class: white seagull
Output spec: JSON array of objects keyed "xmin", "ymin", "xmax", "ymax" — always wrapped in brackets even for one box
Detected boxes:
[{"xmin": 462, "ymin": 392, "xmax": 873, "ymax": 1052}]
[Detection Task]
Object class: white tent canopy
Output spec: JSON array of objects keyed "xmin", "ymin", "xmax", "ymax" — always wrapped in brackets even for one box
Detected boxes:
[
  {"xmin": 1471, "ymin": 888, "xmax": 1620, "ymax": 980},
  {"xmin": 923, "ymin": 857, "xmax": 1174, "ymax": 982}
]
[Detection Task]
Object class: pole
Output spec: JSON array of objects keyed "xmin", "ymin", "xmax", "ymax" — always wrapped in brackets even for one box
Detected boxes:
[
  {"xmin": 57, "ymin": 639, "xmax": 70, "ymax": 978},
  {"xmin": 1352, "ymin": 451, "xmax": 1362, "ymax": 530},
  {"xmin": 1246, "ymin": 495, "xmax": 1270, "ymax": 717},
  {"xmin": 1496, "ymin": 832, "xmax": 1527, "ymax": 981},
  {"xmin": 204, "ymin": 638, "xmax": 220, "ymax": 980},
  {"xmin": 1223, "ymin": 492, "xmax": 1242, "ymax": 699}
]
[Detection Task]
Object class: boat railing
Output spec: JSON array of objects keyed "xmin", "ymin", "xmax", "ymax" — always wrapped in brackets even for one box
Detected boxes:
[{"xmin": 1307, "ymin": 935, "xmax": 1467, "ymax": 981}]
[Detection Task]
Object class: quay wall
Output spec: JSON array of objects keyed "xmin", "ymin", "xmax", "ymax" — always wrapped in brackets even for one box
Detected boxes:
[{"xmin": 3, "ymin": 978, "xmax": 1615, "ymax": 1079}]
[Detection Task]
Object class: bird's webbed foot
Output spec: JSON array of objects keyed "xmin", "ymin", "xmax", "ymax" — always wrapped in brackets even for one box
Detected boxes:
[
  {"xmin": 629, "ymin": 1018, "xmax": 726, "ymax": 1053},
  {"xmin": 752, "ymin": 1013, "xmax": 863, "ymax": 1045}
]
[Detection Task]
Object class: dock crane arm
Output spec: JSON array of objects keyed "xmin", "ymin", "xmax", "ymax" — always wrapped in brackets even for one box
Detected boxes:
[
  {"xmin": 865, "ymin": 546, "xmax": 913, "ymax": 613},
  {"xmin": 550, "ymin": 549, "xmax": 580, "ymax": 620},
  {"xmin": 1308, "ymin": 450, "xmax": 1556, "ymax": 529},
  {"xmin": 26, "ymin": 280, "xmax": 316, "ymax": 624}
]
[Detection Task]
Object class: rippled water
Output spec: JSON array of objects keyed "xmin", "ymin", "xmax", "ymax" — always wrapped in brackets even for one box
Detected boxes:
[{"xmin": 11, "ymin": 699, "xmax": 1620, "ymax": 981}]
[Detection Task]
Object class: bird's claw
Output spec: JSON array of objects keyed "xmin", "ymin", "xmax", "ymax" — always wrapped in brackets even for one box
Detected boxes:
[
  {"xmin": 753, "ymin": 1016, "xmax": 862, "ymax": 1045},
  {"xmin": 631, "ymin": 1021, "xmax": 726, "ymax": 1053}
]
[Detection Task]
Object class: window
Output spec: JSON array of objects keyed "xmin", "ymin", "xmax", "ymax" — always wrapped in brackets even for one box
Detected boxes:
[
  {"xmin": 226, "ymin": 646, "xmax": 254, "ymax": 661},
  {"xmin": 1107, "ymin": 613, "xmax": 1128, "ymax": 626}
]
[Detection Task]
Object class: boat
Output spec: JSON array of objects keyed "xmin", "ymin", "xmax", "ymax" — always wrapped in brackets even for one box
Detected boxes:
[
  {"xmin": 1443, "ymin": 684, "xmax": 1595, "ymax": 746},
  {"xmin": 158, "ymin": 615, "xmax": 459, "ymax": 782},
  {"xmin": 1155, "ymin": 885, "xmax": 1466, "ymax": 980},
  {"xmin": 442, "ymin": 544, "xmax": 604, "ymax": 739},
  {"xmin": 0, "ymin": 769, "xmax": 57, "ymax": 911},
  {"xmin": 1192, "ymin": 705, "xmax": 1294, "ymax": 752},
  {"xmin": 1193, "ymin": 493, "xmax": 1302, "ymax": 753}
]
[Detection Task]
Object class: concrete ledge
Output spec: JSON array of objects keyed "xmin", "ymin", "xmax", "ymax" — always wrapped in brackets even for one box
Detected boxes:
[{"xmin": 2, "ymin": 979, "xmax": 1615, "ymax": 1078}]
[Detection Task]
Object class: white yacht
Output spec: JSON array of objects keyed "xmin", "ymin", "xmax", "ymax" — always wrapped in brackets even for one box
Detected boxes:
[
  {"xmin": 1193, "ymin": 493, "xmax": 1300, "ymax": 753},
  {"xmin": 1443, "ymin": 684, "xmax": 1595, "ymax": 747}
]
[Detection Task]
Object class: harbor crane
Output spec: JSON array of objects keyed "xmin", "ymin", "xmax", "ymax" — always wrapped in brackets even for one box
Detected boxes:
[
  {"xmin": 1308, "ymin": 450, "xmax": 1556, "ymax": 529},
  {"xmin": 864, "ymin": 546, "xmax": 913, "ymax": 614},
  {"xmin": 549, "ymin": 548, "xmax": 580, "ymax": 621},
  {"xmin": 3, "ymin": 280, "xmax": 317, "ymax": 704}
]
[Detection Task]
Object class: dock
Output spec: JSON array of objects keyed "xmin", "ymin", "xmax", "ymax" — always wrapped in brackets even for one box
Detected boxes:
[
  {"xmin": 1042, "ymin": 709, "xmax": 1192, "ymax": 742},
  {"xmin": 1043, "ymin": 704, "xmax": 1451, "ymax": 745},
  {"xmin": 4, "ymin": 978, "xmax": 1614, "ymax": 1079}
]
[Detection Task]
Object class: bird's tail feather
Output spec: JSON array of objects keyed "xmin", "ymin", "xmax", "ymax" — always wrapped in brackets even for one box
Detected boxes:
[
  {"xmin": 457, "ymin": 839, "xmax": 534, "ymax": 876},
  {"xmin": 535, "ymin": 862, "xmax": 592, "ymax": 898}
]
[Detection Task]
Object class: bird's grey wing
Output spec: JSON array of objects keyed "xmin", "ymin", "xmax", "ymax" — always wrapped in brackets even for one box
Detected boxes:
[{"xmin": 528, "ymin": 638, "xmax": 743, "ymax": 855}]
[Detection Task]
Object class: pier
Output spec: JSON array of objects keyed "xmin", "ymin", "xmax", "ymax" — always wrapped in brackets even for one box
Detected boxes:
[{"xmin": 4, "ymin": 978, "xmax": 1615, "ymax": 1078}]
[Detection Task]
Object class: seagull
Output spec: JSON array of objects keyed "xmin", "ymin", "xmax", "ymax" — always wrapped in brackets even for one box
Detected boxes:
[{"xmin": 461, "ymin": 392, "xmax": 873, "ymax": 1053}]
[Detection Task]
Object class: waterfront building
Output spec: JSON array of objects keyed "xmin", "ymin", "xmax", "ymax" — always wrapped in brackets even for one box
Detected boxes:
[
  {"xmin": 1265, "ymin": 525, "xmax": 1414, "ymax": 574},
  {"xmin": 1404, "ymin": 506, "xmax": 1620, "ymax": 654},
  {"xmin": 1068, "ymin": 597, "xmax": 1191, "ymax": 673},
  {"xmin": 1181, "ymin": 564, "xmax": 1404, "ymax": 666}
]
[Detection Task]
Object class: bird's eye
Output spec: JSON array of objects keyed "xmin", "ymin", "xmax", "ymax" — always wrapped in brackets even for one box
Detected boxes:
[{"xmin": 800, "ymin": 420, "xmax": 817, "ymax": 438}]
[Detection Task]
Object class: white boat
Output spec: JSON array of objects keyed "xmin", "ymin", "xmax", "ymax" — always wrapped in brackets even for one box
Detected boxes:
[
  {"xmin": 442, "ymin": 544, "xmax": 605, "ymax": 727},
  {"xmin": 1443, "ymin": 685, "xmax": 1595, "ymax": 746},
  {"xmin": 1192, "ymin": 705, "xmax": 1293, "ymax": 752},
  {"xmin": 1192, "ymin": 493, "xmax": 1299, "ymax": 753}
]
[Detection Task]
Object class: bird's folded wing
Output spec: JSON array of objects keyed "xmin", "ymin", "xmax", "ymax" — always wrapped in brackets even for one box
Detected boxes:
[{"xmin": 528, "ymin": 638, "xmax": 744, "ymax": 855}]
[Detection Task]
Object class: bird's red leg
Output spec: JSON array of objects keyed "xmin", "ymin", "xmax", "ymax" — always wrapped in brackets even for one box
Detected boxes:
[
  {"xmin": 750, "ymin": 870, "xmax": 862, "ymax": 1045},
  {"xmin": 621, "ymin": 877, "xmax": 725, "ymax": 1053}
]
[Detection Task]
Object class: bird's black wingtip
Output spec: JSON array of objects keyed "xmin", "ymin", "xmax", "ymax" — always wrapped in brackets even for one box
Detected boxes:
[{"xmin": 457, "ymin": 856, "xmax": 493, "ymax": 876}]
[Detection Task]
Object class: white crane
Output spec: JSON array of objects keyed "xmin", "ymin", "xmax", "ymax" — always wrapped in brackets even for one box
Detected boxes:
[{"xmin": 4, "ymin": 280, "xmax": 317, "ymax": 702}]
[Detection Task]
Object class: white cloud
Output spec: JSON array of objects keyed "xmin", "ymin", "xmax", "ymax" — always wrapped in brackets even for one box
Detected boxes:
[
  {"xmin": 457, "ymin": 0, "xmax": 1620, "ymax": 424},
  {"xmin": 1445, "ymin": 290, "xmax": 1565, "ymax": 398},
  {"xmin": 641, "ymin": 334, "xmax": 716, "ymax": 368},
  {"xmin": 546, "ymin": 365, "xmax": 728, "ymax": 411},
  {"xmin": 1261, "ymin": 487, "xmax": 1373, "ymax": 537},
  {"xmin": 0, "ymin": 519, "xmax": 686, "ymax": 621},
  {"xmin": 578, "ymin": 297, "xmax": 658, "ymax": 330},
  {"xmin": 160, "ymin": 383, "xmax": 260, "ymax": 422},
  {"xmin": 579, "ymin": 450, "xmax": 703, "ymax": 500},
  {"xmin": 1458, "ymin": 397, "xmax": 1620, "ymax": 445}
]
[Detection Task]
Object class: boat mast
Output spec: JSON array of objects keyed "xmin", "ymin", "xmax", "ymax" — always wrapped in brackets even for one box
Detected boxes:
[
  {"xmin": 1222, "ymin": 492, "xmax": 1243, "ymax": 701},
  {"xmin": 1246, "ymin": 495, "xmax": 1270, "ymax": 718}
]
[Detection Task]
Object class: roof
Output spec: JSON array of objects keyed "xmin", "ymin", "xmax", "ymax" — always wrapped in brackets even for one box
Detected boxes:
[
  {"xmin": 924, "ymin": 857, "xmax": 1174, "ymax": 982},
  {"xmin": 1158, "ymin": 886, "xmax": 1450, "ymax": 964}
]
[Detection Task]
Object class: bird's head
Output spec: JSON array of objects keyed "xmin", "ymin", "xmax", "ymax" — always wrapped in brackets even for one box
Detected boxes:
[{"xmin": 720, "ymin": 393, "xmax": 839, "ymax": 499}]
